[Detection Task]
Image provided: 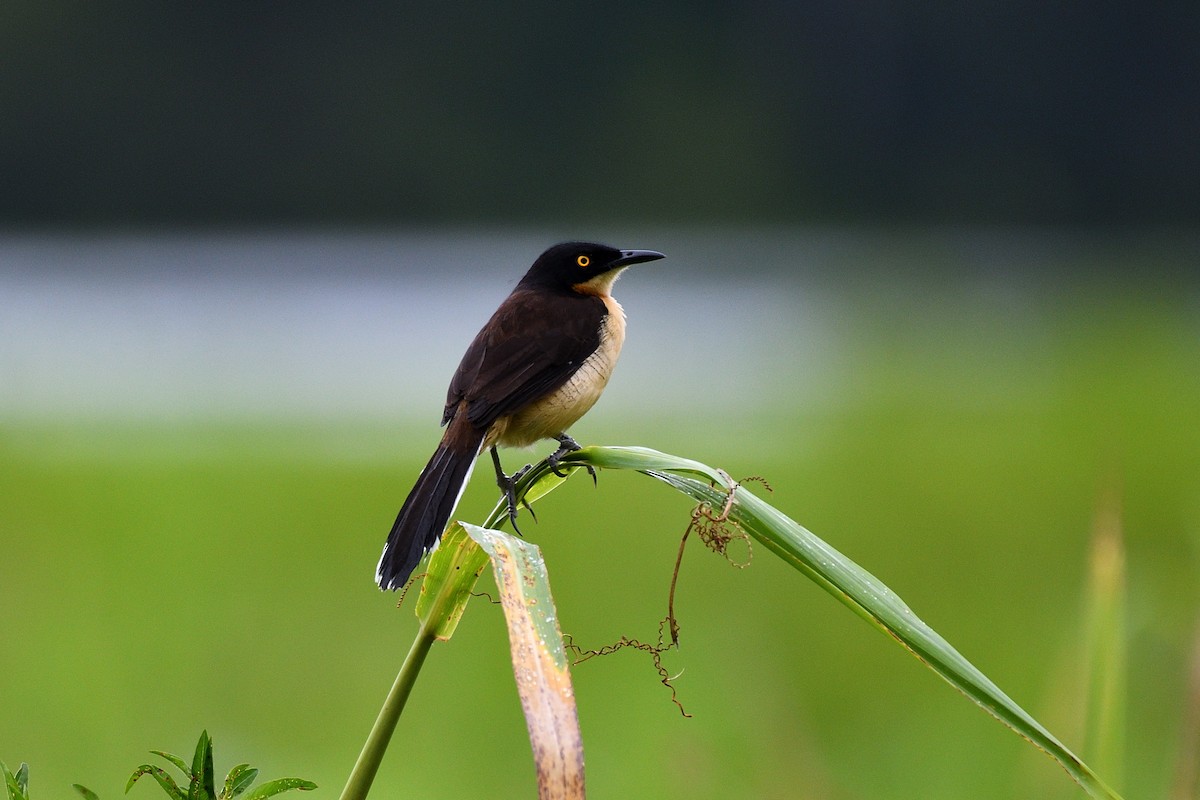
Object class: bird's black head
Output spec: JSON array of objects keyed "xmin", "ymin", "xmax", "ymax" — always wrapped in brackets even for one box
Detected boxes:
[{"xmin": 517, "ymin": 241, "xmax": 665, "ymax": 295}]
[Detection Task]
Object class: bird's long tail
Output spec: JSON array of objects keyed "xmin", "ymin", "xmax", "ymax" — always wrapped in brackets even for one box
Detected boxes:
[{"xmin": 376, "ymin": 420, "xmax": 483, "ymax": 590}]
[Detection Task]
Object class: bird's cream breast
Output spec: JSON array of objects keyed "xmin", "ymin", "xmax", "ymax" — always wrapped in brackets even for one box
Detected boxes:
[{"xmin": 494, "ymin": 295, "xmax": 625, "ymax": 448}]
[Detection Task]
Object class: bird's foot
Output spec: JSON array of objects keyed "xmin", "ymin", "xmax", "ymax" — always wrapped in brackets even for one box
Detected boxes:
[
  {"xmin": 496, "ymin": 470, "xmax": 523, "ymax": 535},
  {"xmin": 548, "ymin": 434, "xmax": 597, "ymax": 485},
  {"xmin": 511, "ymin": 463, "xmax": 538, "ymax": 525},
  {"xmin": 496, "ymin": 466, "xmax": 538, "ymax": 535}
]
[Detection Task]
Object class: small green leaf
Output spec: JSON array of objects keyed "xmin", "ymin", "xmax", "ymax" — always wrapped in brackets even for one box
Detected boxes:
[
  {"xmin": 73, "ymin": 784, "xmax": 101, "ymax": 800},
  {"xmin": 415, "ymin": 521, "xmax": 492, "ymax": 639},
  {"xmin": 222, "ymin": 766, "xmax": 258, "ymax": 799},
  {"xmin": 149, "ymin": 752, "xmax": 190, "ymax": 779},
  {"xmin": 126, "ymin": 766, "xmax": 185, "ymax": 800},
  {"xmin": 2, "ymin": 762, "xmax": 29, "ymax": 800},
  {"xmin": 189, "ymin": 732, "xmax": 209, "ymax": 778},
  {"xmin": 187, "ymin": 732, "xmax": 215, "ymax": 800},
  {"xmin": 240, "ymin": 778, "xmax": 316, "ymax": 800}
]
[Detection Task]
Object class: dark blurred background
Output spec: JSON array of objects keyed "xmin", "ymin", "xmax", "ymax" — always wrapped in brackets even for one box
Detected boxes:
[{"xmin": 3, "ymin": 1, "xmax": 1198, "ymax": 228}]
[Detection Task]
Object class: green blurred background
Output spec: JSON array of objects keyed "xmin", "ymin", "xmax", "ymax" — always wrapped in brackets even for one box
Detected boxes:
[{"xmin": 2, "ymin": 4, "xmax": 1199, "ymax": 799}]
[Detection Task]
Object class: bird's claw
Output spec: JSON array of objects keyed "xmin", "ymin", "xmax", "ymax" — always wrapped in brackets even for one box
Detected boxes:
[
  {"xmin": 498, "ymin": 474, "xmax": 521, "ymax": 533},
  {"xmin": 549, "ymin": 433, "xmax": 584, "ymax": 478},
  {"xmin": 549, "ymin": 458, "xmax": 597, "ymax": 483},
  {"xmin": 521, "ymin": 497, "xmax": 537, "ymax": 522},
  {"xmin": 499, "ymin": 463, "xmax": 536, "ymax": 535}
]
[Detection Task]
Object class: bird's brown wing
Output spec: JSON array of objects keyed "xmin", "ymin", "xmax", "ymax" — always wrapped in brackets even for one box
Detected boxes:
[{"xmin": 443, "ymin": 288, "xmax": 607, "ymax": 431}]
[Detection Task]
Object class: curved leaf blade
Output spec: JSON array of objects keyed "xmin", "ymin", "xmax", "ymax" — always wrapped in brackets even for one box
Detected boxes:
[
  {"xmin": 241, "ymin": 778, "xmax": 316, "ymax": 800},
  {"xmin": 558, "ymin": 445, "xmax": 1123, "ymax": 800},
  {"xmin": 149, "ymin": 751, "xmax": 190, "ymax": 779},
  {"xmin": 414, "ymin": 522, "xmax": 492, "ymax": 639},
  {"xmin": 126, "ymin": 766, "xmax": 185, "ymax": 800},
  {"xmin": 463, "ymin": 523, "xmax": 584, "ymax": 800}
]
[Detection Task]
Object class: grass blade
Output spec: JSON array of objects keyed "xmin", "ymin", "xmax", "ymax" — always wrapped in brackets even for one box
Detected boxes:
[{"xmin": 553, "ymin": 445, "xmax": 1124, "ymax": 800}]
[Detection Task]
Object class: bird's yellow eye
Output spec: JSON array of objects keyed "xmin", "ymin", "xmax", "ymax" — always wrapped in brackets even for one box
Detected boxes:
[{"xmin": 576, "ymin": 255, "xmax": 590, "ymax": 268}]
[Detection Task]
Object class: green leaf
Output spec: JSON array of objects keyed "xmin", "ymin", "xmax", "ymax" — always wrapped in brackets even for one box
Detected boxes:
[
  {"xmin": 2, "ymin": 762, "xmax": 29, "ymax": 800},
  {"xmin": 222, "ymin": 765, "xmax": 258, "ymax": 799},
  {"xmin": 73, "ymin": 784, "xmax": 101, "ymax": 800},
  {"xmin": 414, "ymin": 521, "xmax": 492, "ymax": 639},
  {"xmin": 240, "ymin": 778, "xmax": 316, "ymax": 800},
  {"xmin": 126, "ymin": 766, "xmax": 185, "ymax": 800},
  {"xmin": 553, "ymin": 445, "xmax": 1124, "ymax": 800},
  {"xmin": 149, "ymin": 752, "xmax": 190, "ymax": 779},
  {"xmin": 187, "ymin": 732, "xmax": 215, "ymax": 800},
  {"xmin": 463, "ymin": 523, "xmax": 584, "ymax": 796}
]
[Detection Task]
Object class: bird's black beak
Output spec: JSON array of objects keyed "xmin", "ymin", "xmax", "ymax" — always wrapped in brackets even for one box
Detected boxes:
[{"xmin": 610, "ymin": 249, "xmax": 666, "ymax": 269}]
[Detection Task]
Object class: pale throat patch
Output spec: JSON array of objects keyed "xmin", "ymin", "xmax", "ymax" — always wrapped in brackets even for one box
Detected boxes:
[{"xmin": 571, "ymin": 266, "xmax": 627, "ymax": 298}]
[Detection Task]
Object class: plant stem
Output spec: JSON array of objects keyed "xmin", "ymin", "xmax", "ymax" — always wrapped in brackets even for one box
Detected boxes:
[{"xmin": 339, "ymin": 622, "xmax": 438, "ymax": 800}]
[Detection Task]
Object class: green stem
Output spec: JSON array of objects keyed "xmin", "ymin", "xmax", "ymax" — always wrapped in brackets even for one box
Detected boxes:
[{"xmin": 339, "ymin": 622, "xmax": 438, "ymax": 800}]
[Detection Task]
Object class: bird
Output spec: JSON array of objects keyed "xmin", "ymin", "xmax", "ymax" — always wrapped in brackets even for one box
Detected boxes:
[{"xmin": 376, "ymin": 241, "xmax": 665, "ymax": 590}]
